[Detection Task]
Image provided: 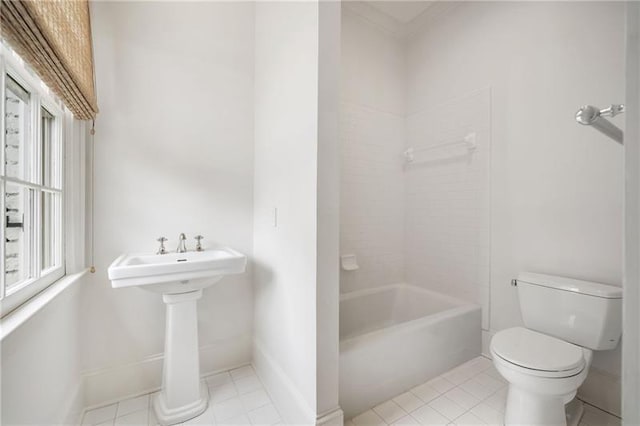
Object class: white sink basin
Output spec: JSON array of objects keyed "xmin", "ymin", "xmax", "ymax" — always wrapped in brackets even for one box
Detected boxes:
[{"xmin": 108, "ymin": 247, "xmax": 246, "ymax": 294}]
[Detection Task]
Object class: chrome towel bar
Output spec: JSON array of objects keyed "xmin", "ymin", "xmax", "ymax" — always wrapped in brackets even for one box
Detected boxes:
[{"xmin": 575, "ymin": 104, "xmax": 624, "ymax": 144}]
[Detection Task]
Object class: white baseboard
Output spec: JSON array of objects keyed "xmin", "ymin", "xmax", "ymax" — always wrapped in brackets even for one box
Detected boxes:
[
  {"xmin": 81, "ymin": 334, "xmax": 251, "ymax": 409},
  {"xmin": 61, "ymin": 381, "xmax": 85, "ymax": 425},
  {"xmin": 253, "ymin": 339, "xmax": 316, "ymax": 425},
  {"xmin": 481, "ymin": 329, "xmax": 495, "ymax": 358},
  {"xmin": 316, "ymin": 407, "xmax": 344, "ymax": 426}
]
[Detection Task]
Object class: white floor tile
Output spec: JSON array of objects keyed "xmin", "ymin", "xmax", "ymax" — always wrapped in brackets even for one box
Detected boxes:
[
  {"xmin": 458, "ymin": 378, "xmax": 495, "ymax": 401},
  {"xmin": 482, "ymin": 389, "xmax": 506, "ymax": 414},
  {"xmin": 393, "ymin": 392, "xmax": 425, "ymax": 413},
  {"xmin": 411, "ymin": 405, "xmax": 449, "ymax": 426},
  {"xmin": 240, "ymin": 389, "xmax": 271, "ymax": 412},
  {"xmin": 373, "ymin": 400, "xmax": 407, "ymax": 424},
  {"xmin": 82, "ymin": 366, "xmax": 283, "ymax": 426},
  {"xmin": 469, "ymin": 403, "xmax": 502, "ymax": 425},
  {"xmin": 428, "ymin": 395, "xmax": 466, "ymax": 421},
  {"xmin": 183, "ymin": 406, "xmax": 215, "ymax": 425},
  {"xmin": 83, "ymin": 404, "xmax": 118, "ymax": 425},
  {"xmin": 412, "ymin": 383, "xmax": 441, "ymax": 403},
  {"xmin": 481, "ymin": 367, "xmax": 503, "ymax": 381},
  {"xmin": 210, "ymin": 382, "xmax": 239, "ymax": 404},
  {"xmin": 393, "ymin": 415, "xmax": 420, "ymax": 425},
  {"xmin": 452, "ymin": 412, "xmax": 486, "ymax": 426},
  {"xmin": 213, "ymin": 397, "xmax": 245, "ymax": 422},
  {"xmin": 234, "ymin": 375, "xmax": 263, "ymax": 395},
  {"xmin": 248, "ymin": 403, "xmax": 280, "ymax": 425},
  {"xmin": 442, "ymin": 388, "xmax": 479, "ymax": 411},
  {"xmin": 207, "ymin": 372, "xmax": 233, "ymax": 388},
  {"xmin": 472, "ymin": 373, "xmax": 504, "ymax": 393},
  {"xmin": 220, "ymin": 413, "xmax": 251, "ymax": 425},
  {"xmin": 230, "ymin": 365, "xmax": 256, "ymax": 380},
  {"xmin": 352, "ymin": 409, "xmax": 386, "ymax": 426},
  {"xmin": 86, "ymin": 363, "xmax": 622, "ymax": 426},
  {"xmin": 117, "ymin": 395, "xmax": 150, "ymax": 418},
  {"xmin": 581, "ymin": 404, "xmax": 621, "ymax": 426},
  {"xmin": 114, "ymin": 409, "xmax": 148, "ymax": 426},
  {"xmin": 426, "ymin": 377, "xmax": 456, "ymax": 394},
  {"xmin": 467, "ymin": 357, "xmax": 492, "ymax": 373},
  {"xmin": 442, "ymin": 362, "xmax": 481, "ymax": 386}
]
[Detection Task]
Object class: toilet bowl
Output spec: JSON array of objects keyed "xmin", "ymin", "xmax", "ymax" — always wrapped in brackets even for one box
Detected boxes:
[
  {"xmin": 491, "ymin": 327, "xmax": 592, "ymax": 426},
  {"xmin": 490, "ymin": 272, "xmax": 622, "ymax": 426}
]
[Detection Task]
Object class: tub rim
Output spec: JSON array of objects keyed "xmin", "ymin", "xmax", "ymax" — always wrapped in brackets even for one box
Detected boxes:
[{"xmin": 340, "ymin": 283, "xmax": 481, "ymax": 347}]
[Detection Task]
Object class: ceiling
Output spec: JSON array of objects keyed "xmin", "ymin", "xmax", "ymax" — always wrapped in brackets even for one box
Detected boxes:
[{"xmin": 365, "ymin": 1, "xmax": 435, "ymax": 23}]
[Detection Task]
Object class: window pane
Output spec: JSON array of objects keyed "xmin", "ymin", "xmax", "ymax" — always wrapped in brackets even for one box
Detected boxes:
[
  {"xmin": 4, "ymin": 182, "xmax": 34, "ymax": 289},
  {"xmin": 4, "ymin": 76, "xmax": 31, "ymax": 181},
  {"xmin": 41, "ymin": 107, "xmax": 55, "ymax": 187},
  {"xmin": 41, "ymin": 191, "xmax": 60, "ymax": 271}
]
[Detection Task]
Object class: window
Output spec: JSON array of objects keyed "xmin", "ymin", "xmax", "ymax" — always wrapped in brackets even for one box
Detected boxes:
[{"xmin": 1, "ymin": 47, "xmax": 64, "ymax": 315}]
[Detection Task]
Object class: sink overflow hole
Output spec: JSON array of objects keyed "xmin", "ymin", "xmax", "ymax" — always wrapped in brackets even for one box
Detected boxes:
[{"xmin": 177, "ymin": 259, "xmax": 187, "ymax": 262}]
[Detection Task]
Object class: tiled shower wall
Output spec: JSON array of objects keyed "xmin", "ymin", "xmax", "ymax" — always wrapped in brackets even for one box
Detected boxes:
[
  {"xmin": 339, "ymin": 9, "xmax": 406, "ymax": 295},
  {"xmin": 404, "ymin": 89, "xmax": 491, "ymax": 330},
  {"xmin": 339, "ymin": 102, "xmax": 405, "ymax": 294},
  {"xmin": 339, "ymin": 12, "xmax": 491, "ymax": 329},
  {"xmin": 339, "ymin": 89, "xmax": 492, "ymax": 330}
]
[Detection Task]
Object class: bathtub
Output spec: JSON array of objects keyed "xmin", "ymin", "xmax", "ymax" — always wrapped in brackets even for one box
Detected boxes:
[{"xmin": 339, "ymin": 284, "xmax": 481, "ymax": 418}]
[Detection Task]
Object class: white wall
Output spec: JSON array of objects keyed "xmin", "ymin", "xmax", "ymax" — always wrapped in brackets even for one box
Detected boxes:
[
  {"xmin": 623, "ymin": 3, "xmax": 640, "ymax": 423},
  {"xmin": 1, "ymin": 278, "xmax": 85, "ymax": 424},
  {"xmin": 317, "ymin": 1, "xmax": 342, "ymax": 421},
  {"xmin": 86, "ymin": 1, "xmax": 255, "ymax": 405},
  {"xmin": 339, "ymin": 10, "xmax": 406, "ymax": 294},
  {"xmin": 252, "ymin": 2, "xmax": 319, "ymax": 422},
  {"xmin": 405, "ymin": 1, "xmax": 624, "ymax": 415},
  {"xmin": 1, "ymin": 111, "xmax": 88, "ymax": 424},
  {"xmin": 253, "ymin": 2, "xmax": 342, "ymax": 424}
]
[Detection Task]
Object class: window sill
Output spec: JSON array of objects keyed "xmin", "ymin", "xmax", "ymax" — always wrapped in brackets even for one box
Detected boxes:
[{"xmin": 0, "ymin": 269, "xmax": 88, "ymax": 342}]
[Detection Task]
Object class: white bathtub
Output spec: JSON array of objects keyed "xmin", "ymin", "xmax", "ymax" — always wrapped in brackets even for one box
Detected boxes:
[{"xmin": 339, "ymin": 284, "xmax": 481, "ymax": 418}]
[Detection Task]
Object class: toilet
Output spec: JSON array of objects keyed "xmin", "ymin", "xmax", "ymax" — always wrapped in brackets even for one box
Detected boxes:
[{"xmin": 490, "ymin": 272, "xmax": 622, "ymax": 426}]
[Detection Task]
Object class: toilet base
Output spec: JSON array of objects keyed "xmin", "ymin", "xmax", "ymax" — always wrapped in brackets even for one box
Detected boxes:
[
  {"xmin": 504, "ymin": 386, "xmax": 585, "ymax": 426},
  {"xmin": 505, "ymin": 385, "xmax": 567, "ymax": 426},
  {"xmin": 565, "ymin": 399, "xmax": 585, "ymax": 426}
]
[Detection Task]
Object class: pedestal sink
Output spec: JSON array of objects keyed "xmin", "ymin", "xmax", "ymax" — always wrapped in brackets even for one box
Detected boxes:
[{"xmin": 108, "ymin": 247, "xmax": 247, "ymax": 425}]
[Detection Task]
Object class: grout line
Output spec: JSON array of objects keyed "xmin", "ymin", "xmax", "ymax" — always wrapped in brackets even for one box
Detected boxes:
[{"xmin": 578, "ymin": 397, "xmax": 622, "ymax": 420}]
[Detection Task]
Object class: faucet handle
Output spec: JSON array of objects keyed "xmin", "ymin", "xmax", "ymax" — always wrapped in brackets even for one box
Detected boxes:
[
  {"xmin": 156, "ymin": 237, "xmax": 168, "ymax": 255},
  {"xmin": 194, "ymin": 235, "xmax": 204, "ymax": 252}
]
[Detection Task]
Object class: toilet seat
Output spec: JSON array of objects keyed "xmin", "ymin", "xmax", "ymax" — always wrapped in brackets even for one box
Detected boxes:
[{"xmin": 491, "ymin": 327, "xmax": 586, "ymax": 378}]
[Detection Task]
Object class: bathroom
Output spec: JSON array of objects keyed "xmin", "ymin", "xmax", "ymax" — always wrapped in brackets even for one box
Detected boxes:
[{"xmin": 0, "ymin": 1, "xmax": 638, "ymax": 426}]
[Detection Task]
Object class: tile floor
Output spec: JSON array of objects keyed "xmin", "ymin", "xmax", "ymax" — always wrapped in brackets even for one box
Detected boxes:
[
  {"xmin": 81, "ymin": 357, "xmax": 621, "ymax": 426},
  {"xmin": 346, "ymin": 356, "xmax": 621, "ymax": 426},
  {"xmin": 81, "ymin": 365, "xmax": 281, "ymax": 426}
]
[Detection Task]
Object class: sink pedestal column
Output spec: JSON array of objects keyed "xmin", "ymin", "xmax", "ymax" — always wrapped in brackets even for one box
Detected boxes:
[{"xmin": 154, "ymin": 289, "xmax": 208, "ymax": 425}]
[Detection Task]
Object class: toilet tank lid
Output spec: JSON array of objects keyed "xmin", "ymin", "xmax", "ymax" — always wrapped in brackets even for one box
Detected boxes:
[{"xmin": 517, "ymin": 272, "xmax": 622, "ymax": 299}]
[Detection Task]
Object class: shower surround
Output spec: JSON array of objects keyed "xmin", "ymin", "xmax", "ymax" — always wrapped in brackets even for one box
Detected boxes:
[
  {"xmin": 339, "ymin": 7, "xmax": 490, "ymax": 415},
  {"xmin": 339, "ymin": 8, "xmax": 491, "ymax": 325}
]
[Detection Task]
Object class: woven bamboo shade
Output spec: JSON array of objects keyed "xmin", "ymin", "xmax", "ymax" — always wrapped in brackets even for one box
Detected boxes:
[{"xmin": 1, "ymin": 0, "xmax": 98, "ymax": 120}]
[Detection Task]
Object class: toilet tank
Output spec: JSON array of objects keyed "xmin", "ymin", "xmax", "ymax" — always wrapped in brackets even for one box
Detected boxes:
[{"xmin": 517, "ymin": 272, "xmax": 622, "ymax": 350}]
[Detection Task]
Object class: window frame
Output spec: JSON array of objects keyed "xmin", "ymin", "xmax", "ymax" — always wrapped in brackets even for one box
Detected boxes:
[{"xmin": 0, "ymin": 45, "xmax": 66, "ymax": 316}]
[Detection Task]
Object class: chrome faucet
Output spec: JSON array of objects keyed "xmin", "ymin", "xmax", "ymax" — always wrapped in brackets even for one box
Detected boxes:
[
  {"xmin": 156, "ymin": 237, "xmax": 167, "ymax": 255},
  {"xmin": 194, "ymin": 235, "xmax": 204, "ymax": 252},
  {"xmin": 176, "ymin": 233, "xmax": 188, "ymax": 253}
]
